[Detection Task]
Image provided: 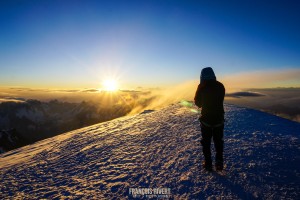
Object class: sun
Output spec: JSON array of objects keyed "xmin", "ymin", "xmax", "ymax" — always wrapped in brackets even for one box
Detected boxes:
[{"xmin": 102, "ymin": 79, "xmax": 118, "ymax": 91}]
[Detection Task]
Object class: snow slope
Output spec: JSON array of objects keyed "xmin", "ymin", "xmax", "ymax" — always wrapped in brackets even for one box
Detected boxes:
[{"xmin": 0, "ymin": 103, "xmax": 299, "ymax": 199}]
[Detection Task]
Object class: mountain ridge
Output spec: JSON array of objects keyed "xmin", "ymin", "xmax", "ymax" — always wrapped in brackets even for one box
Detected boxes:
[{"xmin": 0, "ymin": 103, "xmax": 299, "ymax": 199}]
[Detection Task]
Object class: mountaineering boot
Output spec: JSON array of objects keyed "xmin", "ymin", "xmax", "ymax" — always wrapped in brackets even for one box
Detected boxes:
[
  {"xmin": 202, "ymin": 160, "xmax": 212, "ymax": 171},
  {"xmin": 215, "ymin": 160, "xmax": 223, "ymax": 171}
]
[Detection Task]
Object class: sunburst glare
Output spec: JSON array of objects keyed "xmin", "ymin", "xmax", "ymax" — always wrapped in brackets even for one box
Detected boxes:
[{"xmin": 102, "ymin": 79, "xmax": 118, "ymax": 91}]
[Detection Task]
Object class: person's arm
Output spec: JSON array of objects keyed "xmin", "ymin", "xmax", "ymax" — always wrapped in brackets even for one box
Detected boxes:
[
  {"xmin": 221, "ymin": 83, "xmax": 225, "ymax": 101},
  {"xmin": 194, "ymin": 84, "xmax": 202, "ymax": 108}
]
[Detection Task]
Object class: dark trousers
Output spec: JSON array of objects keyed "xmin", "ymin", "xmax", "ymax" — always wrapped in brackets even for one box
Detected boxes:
[{"xmin": 200, "ymin": 123, "xmax": 224, "ymax": 164}]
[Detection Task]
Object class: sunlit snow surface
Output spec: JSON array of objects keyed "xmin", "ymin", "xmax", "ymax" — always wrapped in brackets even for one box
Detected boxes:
[{"xmin": 0, "ymin": 104, "xmax": 299, "ymax": 199}]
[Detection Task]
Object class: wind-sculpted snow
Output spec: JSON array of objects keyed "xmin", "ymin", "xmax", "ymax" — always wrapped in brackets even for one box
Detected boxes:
[{"xmin": 0, "ymin": 104, "xmax": 299, "ymax": 199}]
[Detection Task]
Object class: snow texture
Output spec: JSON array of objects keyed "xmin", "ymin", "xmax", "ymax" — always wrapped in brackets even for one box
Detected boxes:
[{"xmin": 0, "ymin": 103, "xmax": 299, "ymax": 199}]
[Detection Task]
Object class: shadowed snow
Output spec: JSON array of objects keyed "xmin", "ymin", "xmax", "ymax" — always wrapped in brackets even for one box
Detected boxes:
[{"xmin": 0, "ymin": 103, "xmax": 299, "ymax": 199}]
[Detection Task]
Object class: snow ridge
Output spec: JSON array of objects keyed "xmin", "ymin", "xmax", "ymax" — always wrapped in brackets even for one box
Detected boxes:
[{"xmin": 0, "ymin": 103, "xmax": 299, "ymax": 199}]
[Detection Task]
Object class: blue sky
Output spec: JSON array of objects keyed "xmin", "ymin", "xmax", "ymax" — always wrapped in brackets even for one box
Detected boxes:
[{"xmin": 0, "ymin": 0, "xmax": 299, "ymax": 88}]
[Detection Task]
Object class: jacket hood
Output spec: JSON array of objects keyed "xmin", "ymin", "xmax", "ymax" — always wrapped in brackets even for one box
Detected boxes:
[{"xmin": 200, "ymin": 67, "xmax": 216, "ymax": 82}]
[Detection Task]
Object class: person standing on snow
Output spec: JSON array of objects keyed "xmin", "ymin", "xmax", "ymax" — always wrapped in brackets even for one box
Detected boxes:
[{"xmin": 194, "ymin": 67, "xmax": 225, "ymax": 171}]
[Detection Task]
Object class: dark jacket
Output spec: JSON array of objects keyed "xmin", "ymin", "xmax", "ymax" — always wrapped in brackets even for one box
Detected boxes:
[{"xmin": 194, "ymin": 80, "xmax": 225, "ymax": 125}]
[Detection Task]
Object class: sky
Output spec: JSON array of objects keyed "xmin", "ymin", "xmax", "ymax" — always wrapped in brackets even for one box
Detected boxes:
[{"xmin": 0, "ymin": 0, "xmax": 299, "ymax": 89}]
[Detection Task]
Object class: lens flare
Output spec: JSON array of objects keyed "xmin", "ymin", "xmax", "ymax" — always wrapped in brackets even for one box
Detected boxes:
[{"xmin": 180, "ymin": 100, "xmax": 200, "ymax": 113}]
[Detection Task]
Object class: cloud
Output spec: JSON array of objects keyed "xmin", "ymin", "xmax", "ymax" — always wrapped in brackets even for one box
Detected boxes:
[
  {"xmin": 119, "ymin": 89, "xmax": 142, "ymax": 93},
  {"xmin": 220, "ymin": 68, "xmax": 300, "ymax": 90},
  {"xmin": 225, "ymin": 88, "xmax": 300, "ymax": 122},
  {"xmin": 127, "ymin": 80, "xmax": 198, "ymax": 114},
  {"xmin": 226, "ymin": 91, "xmax": 265, "ymax": 98},
  {"xmin": 0, "ymin": 97, "xmax": 26, "ymax": 103},
  {"xmin": 81, "ymin": 89, "xmax": 100, "ymax": 93},
  {"xmin": 9, "ymin": 88, "xmax": 50, "ymax": 92},
  {"xmin": 9, "ymin": 87, "xmax": 32, "ymax": 91},
  {"xmin": 54, "ymin": 89, "xmax": 81, "ymax": 93}
]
